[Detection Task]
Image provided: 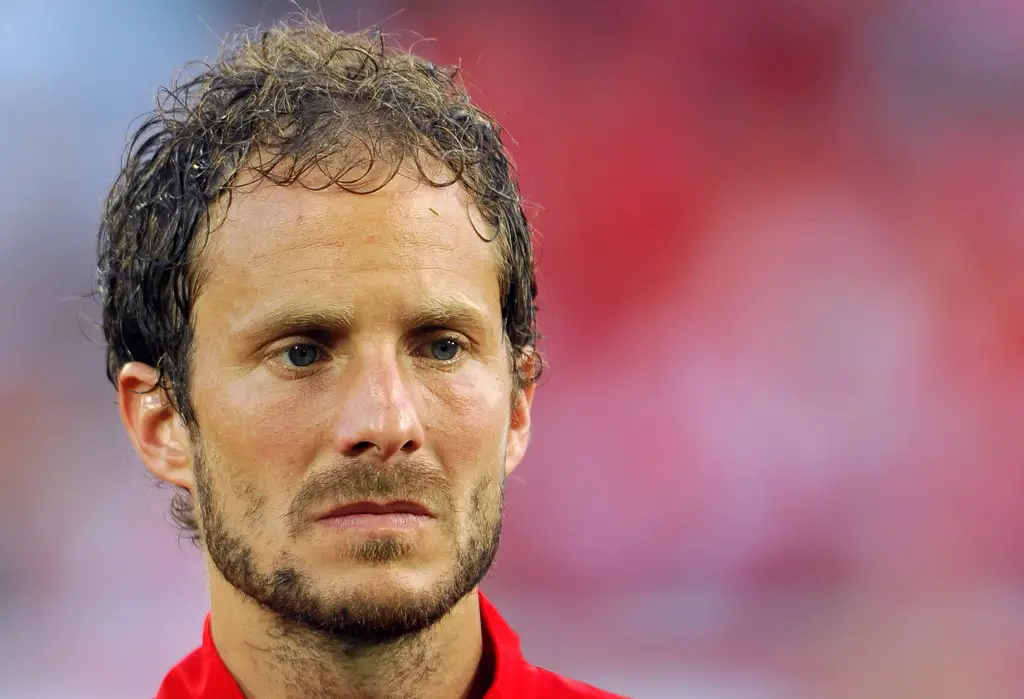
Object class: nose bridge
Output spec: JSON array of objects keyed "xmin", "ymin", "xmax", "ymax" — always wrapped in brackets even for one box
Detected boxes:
[{"xmin": 333, "ymin": 345, "xmax": 424, "ymax": 459}]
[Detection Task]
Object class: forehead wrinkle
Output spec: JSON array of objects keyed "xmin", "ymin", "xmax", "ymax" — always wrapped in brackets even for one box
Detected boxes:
[
  {"xmin": 245, "ymin": 236, "xmax": 349, "ymax": 265},
  {"xmin": 196, "ymin": 179, "xmax": 504, "ymax": 313},
  {"xmin": 216, "ymin": 204, "xmax": 470, "ymax": 270}
]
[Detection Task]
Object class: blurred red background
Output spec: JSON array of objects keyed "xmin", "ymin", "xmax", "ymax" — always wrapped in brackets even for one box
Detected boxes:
[{"xmin": 2, "ymin": 1, "xmax": 1023, "ymax": 696}]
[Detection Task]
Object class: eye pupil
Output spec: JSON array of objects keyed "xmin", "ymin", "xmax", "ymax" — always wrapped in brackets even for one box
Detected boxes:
[
  {"xmin": 431, "ymin": 339, "xmax": 459, "ymax": 361},
  {"xmin": 286, "ymin": 344, "xmax": 320, "ymax": 367}
]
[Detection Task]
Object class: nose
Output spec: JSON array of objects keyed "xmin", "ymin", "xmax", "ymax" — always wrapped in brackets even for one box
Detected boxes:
[{"xmin": 332, "ymin": 350, "xmax": 425, "ymax": 461}]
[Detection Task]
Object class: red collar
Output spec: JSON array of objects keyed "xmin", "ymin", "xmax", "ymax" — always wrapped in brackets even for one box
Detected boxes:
[{"xmin": 154, "ymin": 593, "xmax": 623, "ymax": 698}]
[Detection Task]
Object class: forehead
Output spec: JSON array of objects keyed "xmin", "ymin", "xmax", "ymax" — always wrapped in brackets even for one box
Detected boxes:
[
  {"xmin": 211, "ymin": 169, "xmax": 493, "ymax": 259},
  {"xmin": 194, "ymin": 171, "xmax": 502, "ymax": 315}
]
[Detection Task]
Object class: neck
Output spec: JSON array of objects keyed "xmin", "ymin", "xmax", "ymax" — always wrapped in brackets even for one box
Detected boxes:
[{"xmin": 207, "ymin": 573, "xmax": 490, "ymax": 699}]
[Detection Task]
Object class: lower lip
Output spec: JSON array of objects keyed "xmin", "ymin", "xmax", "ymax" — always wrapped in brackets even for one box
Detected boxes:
[{"xmin": 317, "ymin": 513, "xmax": 433, "ymax": 532}]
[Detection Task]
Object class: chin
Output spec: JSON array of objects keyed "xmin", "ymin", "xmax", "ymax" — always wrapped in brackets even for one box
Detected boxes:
[
  {"xmin": 276, "ymin": 569, "xmax": 470, "ymax": 643},
  {"xmin": 324, "ymin": 560, "xmax": 451, "ymax": 599}
]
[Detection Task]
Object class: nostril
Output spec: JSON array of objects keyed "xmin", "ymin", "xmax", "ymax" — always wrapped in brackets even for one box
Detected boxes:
[{"xmin": 349, "ymin": 441, "xmax": 375, "ymax": 455}]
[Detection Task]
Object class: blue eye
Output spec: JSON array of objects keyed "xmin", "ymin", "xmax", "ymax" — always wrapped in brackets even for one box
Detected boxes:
[
  {"xmin": 429, "ymin": 338, "xmax": 461, "ymax": 362},
  {"xmin": 284, "ymin": 344, "xmax": 321, "ymax": 368}
]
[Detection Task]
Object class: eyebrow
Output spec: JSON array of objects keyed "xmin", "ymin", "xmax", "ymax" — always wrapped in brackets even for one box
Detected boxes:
[
  {"xmin": 235, "ymin": 295, "xmax": 492, "ymax": 346},
  {"xmin": 399, "ymin": 296, "xmax": 492, "ymax": 336},
  {"xmin": 236, "ymin": 307, "xmax": 357, "ymax": 346}
]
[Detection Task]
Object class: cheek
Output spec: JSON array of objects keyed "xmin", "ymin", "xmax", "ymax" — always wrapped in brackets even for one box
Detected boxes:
[
  {"xmin": 425, "ymin": 368, "xmax": 510, "ymax": 476},
  {"xmin": 191, "ymin": 372, "xmax": 328, "ymax": 509}
]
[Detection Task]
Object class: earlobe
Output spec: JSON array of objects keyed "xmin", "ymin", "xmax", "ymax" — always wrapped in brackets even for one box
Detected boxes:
[{"xmin": 118, "ymin": 362, "xmax": 194, "ymax": 491}]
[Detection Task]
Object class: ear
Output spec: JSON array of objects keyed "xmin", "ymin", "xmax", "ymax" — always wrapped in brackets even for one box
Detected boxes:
[
  {"xmin": 118, "ymin": 362, "xmax": 194, "ymax": 491},
  {"xmin": 504, "ymin": 352, "xmax": 537, "ymax": 477}
]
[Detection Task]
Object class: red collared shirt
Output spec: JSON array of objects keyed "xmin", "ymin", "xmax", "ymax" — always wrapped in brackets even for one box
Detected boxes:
[{"xmin": 154, "ymin": 594, "xmax": 628, "ymax": 698}]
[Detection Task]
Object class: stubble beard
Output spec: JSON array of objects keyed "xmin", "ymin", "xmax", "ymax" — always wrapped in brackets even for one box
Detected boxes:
[{"xmin": 193, "ymin": 446, "xmax": 505, "ymax": 645}]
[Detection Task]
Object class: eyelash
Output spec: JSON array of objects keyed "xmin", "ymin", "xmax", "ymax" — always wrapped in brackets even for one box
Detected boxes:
[
  {"xmin": 418, "ymin": 334, "xmax": 470, "ymax": 365},
  {"xmin": 276, "ymin": 343, "xmax": 327, "ymax": 373},
  {"xmin": 270, "ymin": 334, "xmax": 470, "ymax": 375}
]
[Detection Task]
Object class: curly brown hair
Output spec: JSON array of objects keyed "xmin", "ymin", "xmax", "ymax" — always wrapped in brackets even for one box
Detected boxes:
[{"xmin": 96, "ymin": 17, "xmax": 540, "ymax": 541}]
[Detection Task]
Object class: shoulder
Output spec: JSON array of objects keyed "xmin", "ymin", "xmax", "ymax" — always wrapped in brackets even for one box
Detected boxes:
[
  {"xmin": 152, "ymin": 629, "xmax": 242, "ymax": 699},
  {"xmin": 480, "ymin": 593, "xmax": 630, "ymax": 699},
  {"xmin": 523, "ymin": 663, "xmax": 632, "ymax": 699},
  {"xmin": 153, "ymin": 645, "xmax": 206, "ymax": 698}
]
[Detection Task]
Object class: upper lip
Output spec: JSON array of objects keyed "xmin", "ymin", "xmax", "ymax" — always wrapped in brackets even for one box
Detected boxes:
[{"xmin": 316, "ymin": 500, "xmax": 434, "ymax": 519}]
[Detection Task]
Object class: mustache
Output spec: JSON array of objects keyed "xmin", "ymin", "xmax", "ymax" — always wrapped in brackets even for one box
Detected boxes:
[{"xmin": 287, "ymin": 459, "xmax": 452, "ymax": 533}]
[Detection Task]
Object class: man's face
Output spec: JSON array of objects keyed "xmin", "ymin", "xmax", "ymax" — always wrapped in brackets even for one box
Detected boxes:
[{"xmin": 178, "ymin": 171, "xmax": 532, "ymax": 640}]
